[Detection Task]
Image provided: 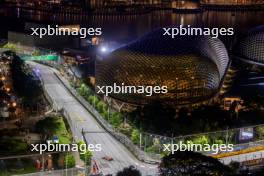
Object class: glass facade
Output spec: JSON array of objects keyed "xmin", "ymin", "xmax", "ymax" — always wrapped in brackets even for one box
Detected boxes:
[
  {"xmin": 234, "ymin": 26, "xmax": 264, "ymax": 65},
  {"xmin": 96, "ymin": 28, "xmax": 230, "ymax": 105}
]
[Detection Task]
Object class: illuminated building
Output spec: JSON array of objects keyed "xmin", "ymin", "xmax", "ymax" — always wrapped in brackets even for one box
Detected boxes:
[
  {"xmin": 84, "ymin": 0, "xmax": 164, "ymax": 9},
  {"xmin": 96, "ymin": 28, "xmax": 230, "ymax": 107},
  {"xmin": 234, "ymin": 26, "xmax": 264, "ymax": 66},
  {"xmin": 201, "ymin": 0, "xmax": 263, "ymax": 5}
]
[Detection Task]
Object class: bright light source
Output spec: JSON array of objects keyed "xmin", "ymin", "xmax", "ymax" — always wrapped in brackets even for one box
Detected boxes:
[
  {"xmin": 6, "ymin": 87, "xmax": 10, "ymax": 92},
  {"xmin": 100, "ymin": 46, "xmax": 108, "ymax": 53}
]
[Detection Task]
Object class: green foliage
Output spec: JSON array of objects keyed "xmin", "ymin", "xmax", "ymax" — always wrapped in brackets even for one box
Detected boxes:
[
  {"xmin": 10, "ymin": 55, "xmax": 42, "ymax": 105},
  {"xmin": 116, "ymin": 166, "xmax": 141, "ymax": 176},
  {"xmin": 12, "ymin": 141, "xmax": 28, "ymax": 153},
  {"xmin": 192, "ymin": 135, "xmax": 209, "ymax": 145},
  {"xmin": 88, "ymin": 95, "xmax": 99, "ymax": 105},
  {"xmin": 146, "ymin": 145, "xmax": 160, "ymax": 153},
  {"xmin": 97, "ymin": 101, "xmax": 107, "ymax": 113},
  {"xmin": 109, "ymin": 112, "xmax": 122, "ymax": 128},
  {"xmin": 101, "ymin": 111, "xmax": 109, "ymax": 120},
  {"xmin": 75, "ymin": 83, "xmax": 143, "ymax": 146},
  {"xmin": 80, "ymin": 151, "xmax": 92, "ymax": 165},
  {"xmin": 6, "ymin": 139, "xmax": 28, "ymax": 154},
  {"xmin": 77, "ymin": 141, "xmax": 92, "ymax": 166},
  {"xmin": 214, "ymin": 139, "xmax": 224, "ymax": 145},
  {"xmin": 229, "ymin": 161, "xmax": 240, "ymax": 174},
  {"xmin": 130, "ymin": 102, "xmax": 176, "ymax": 136},
  {"xmin": 77, "ymin": 84, "xmax": 91, "ymax": 98},
  {"xmin": 118, "ymin": 124, "xmax": 133, "ymax": 137},
  {"xmin": 3, "ymin": 43, "xmax": 18, "ymax": 52},
  {"xmin": 131, "ymin": 129, "xmax": 140, "ymax": 144},
  {"xmin": 35, "ymin": 117, "xmax": 71, "ymax": 144},
  {"xmin": 32, "ymin": 50, "xmax": 41, "ymax": 56},
  {"xmin": 2, "ymin": 158, "xmax": 37, "ymax": 175},
  {"xmin": 77, "ymin": 140, "xmax": 85, "ymax": 147},
  {"xmin": 146, "ymin": 138, "xmax": 162, "ymax": 153},
  {"xmin": 256, "ymin": 126, "xmax": 264, "ymax": 140},
  {"xmin": 159, "ymin": 151, "xmax": 233, "ymax": 176},
  {"xmin": 64, "ymin": 154, "xmax": 75, "ymax": 168}
]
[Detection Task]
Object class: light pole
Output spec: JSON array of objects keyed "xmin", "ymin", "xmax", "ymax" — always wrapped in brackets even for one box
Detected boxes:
[
  {"xmin": 225, "ymin": 127, "xmax": 229, "ymax": 146},
  {"xmin": 176, "ymin": 77, "xmax": 178, "ymax": 104}
]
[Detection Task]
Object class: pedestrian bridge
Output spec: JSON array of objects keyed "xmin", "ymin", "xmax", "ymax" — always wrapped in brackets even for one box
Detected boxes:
[
  {"xmin": 0, "ymin": 48, "xmax": 59, "ymax": 61},
  {"xmin": 21, "ymin": 55, "xmax": 58, "ymax": 61}
]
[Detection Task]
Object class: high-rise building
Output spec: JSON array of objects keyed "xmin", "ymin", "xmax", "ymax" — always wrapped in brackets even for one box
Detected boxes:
[
  {"xmin": 83, "ymin": 0, "xmax": 165, "ymax": 9},
  {"xmin": 201, "ymin": 0, "xmax": 263, "ymax": 5}
]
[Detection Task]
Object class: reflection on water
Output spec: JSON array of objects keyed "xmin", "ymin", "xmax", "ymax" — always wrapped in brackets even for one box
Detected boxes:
[
  {"xmin": 0, "ymin": 7, "xmax": 264, "ymax": 97},
  {"xmin": 0, "ymin": 8, "xmax": 264, "ymax": 43}
]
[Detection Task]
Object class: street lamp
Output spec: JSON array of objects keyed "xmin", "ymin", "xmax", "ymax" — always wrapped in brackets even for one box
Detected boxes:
[
  {"xmin": 12, "ymin": 102, "xmax": 17, "ymax": 107},
  {"xmin": 176, "ymin": 77, "xmax": 178, "ymax": 103},
  {"xmin": 100, "ymin": 46, "xmax": 108, "ymax": 53},
  {"xmin": 5, "ymin": 87, "xmax": 10, "ymax": 92}
]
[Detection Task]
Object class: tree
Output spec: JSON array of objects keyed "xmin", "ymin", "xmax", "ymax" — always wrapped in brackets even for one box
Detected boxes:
[
  {"xmin": 3, "ymin": 43, "xmax": 18, "ymax": 52},
  {"xmin": 192, "ymin": 135, "xmax": 209, "ymax": 145},
  {"xmin": 132, "ymin": 102, "xmax": 176, "ymax": 135},
  {"xmin": 32, "ymin": 50, "xmax": 41, "ymax": 56},
  {"xmin": 116, "ymin": 166, "xmax": 141, "ymax": 176},
  {"xmin": 35, "ymin": 117, "xmax": 60, "ymax": 135},
  {"xmin": 64, "ymin": 154, "xmax": 75, "ymax": 168},
  {"xmin": 88, "ymin": 95, "xmax": 99, "ymax": 106},
  {"xmin": 159, "ymin": 151, "xmax": 232, "ymax": 176},
  {"xmin": 255, "ymin": 125, "xmax": 264, "ymax": 140},
  {"xmin": 78, "ymin": 141, "xmax": 92, "ymax": 165},
  {"xmin": 77, "ymin": 83, "xmax": 91, "ymax": 97},
  {"xmin": 97, "ymin": 101, "xmax": 107, "ymax": 113},
  {"xmin": 131, "ymin": 129, "xmax": 140, "ymax": 144},
  {"xmin": 228, "ymin": 161, "xmax": 240, "ymax": 175},
  {"xmin": 0, "ymin": 81, "xmax": 10, "ymax": 101},
  {"xmin": 80, "ymin": 151, "xmax": 92, "ymax": 165},
  {"xmin": 109, "ymin": 112, "xmax": 122, "ymax": 128},
  {"xmin": 10, "ymin": 55, "xmax": 42, "ymax": 105},
  {"xmin": 146, "ymin": 137, "xmax": 161, "ymax": 153}
]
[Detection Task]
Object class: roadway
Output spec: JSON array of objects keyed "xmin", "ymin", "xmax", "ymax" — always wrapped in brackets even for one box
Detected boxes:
[
  {"xmin": 220, "ymin": 150, "xmax": 264, "ymax": 165},
  {"xmin": 28, "ymin": 62, "xmax": 158, "ymax": 176}
]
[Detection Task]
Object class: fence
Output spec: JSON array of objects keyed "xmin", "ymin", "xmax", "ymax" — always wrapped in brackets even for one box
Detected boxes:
[
  {"xmin": 0, "ymin": 152, "xmax": 87, "ymax": 176},
  {"xmin": 28, "ymin": 47, "xmax": 264, "ymax": 163},
  {"xmin": 53, "ymin": 72, "xmax": 159, "ymax": 163},
  {"xmin": 139, "ymin": 123, "xmax": 264, "ymax": 157},
  {"xmin": 50, "ymin": 62, "xmax": 264, "ymax": 162}
]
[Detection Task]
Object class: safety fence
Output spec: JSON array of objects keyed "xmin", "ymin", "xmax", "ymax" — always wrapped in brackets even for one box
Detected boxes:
[{"xmin": 0, "ymin": 152, "xmax": 88, "ymax": 176}]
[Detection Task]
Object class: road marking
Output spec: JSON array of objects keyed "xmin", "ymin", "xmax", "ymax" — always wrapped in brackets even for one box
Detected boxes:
[
  {"xmin": 69, "ymin": 112, "xmax": 86, "ymax": 122},
  {"xmin": 149, "ymin": 166, "xmax": 156, "ymax": 169}
]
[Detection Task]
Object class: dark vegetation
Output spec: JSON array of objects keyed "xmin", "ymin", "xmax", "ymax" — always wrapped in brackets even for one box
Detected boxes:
[
  {"xmin": 10, "ymin": 54, "xmax": 42, "ymax": 106},
  {"xmin": 129, "ymin": 101, "xmax": 264, "ymax": 136},
  {"xmin": 159, "ymin": 151, "xmax": 233, "ymax": 176},
  {"xmin": 116, "ymin": 166, "xmax": 142, "ymax": 176}
]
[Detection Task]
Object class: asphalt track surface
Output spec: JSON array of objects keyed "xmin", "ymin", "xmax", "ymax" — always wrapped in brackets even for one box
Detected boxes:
[{"xmin": 29, "ymin": 62, "xmax": 158, "ymax": 176}]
